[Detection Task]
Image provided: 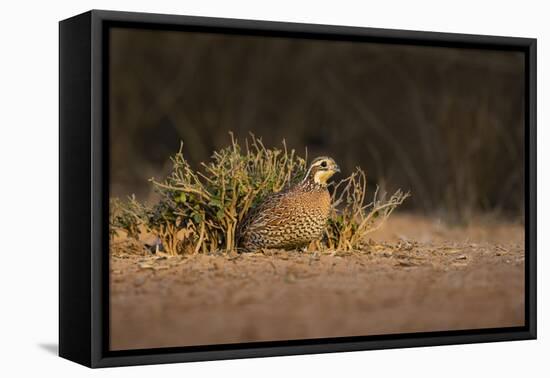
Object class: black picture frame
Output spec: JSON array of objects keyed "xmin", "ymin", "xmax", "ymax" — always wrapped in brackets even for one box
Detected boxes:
[{"xmin": 59, "ymin": 9, "xmax": 537, "ymax": 368}]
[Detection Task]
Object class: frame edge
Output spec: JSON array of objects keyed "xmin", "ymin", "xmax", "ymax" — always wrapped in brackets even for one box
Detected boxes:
[{"xmin": 59, "ymin": 11, "xmax": 93, "ymax": 368}]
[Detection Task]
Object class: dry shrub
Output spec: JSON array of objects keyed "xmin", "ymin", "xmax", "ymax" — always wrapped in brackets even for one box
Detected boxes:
[
  {"xmin": 110, "ymin": 134, "xmax": 408, "ymax": 254},
  {"xmin": 109, "ymin": 197, "xmax": 142, "ymax": 240},
  {"xmin": 324, "ymin": 169, "xmax": 410, "ymax": 250}
]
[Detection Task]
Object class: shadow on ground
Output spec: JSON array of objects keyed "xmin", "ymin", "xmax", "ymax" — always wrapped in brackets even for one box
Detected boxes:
[{"xmin": 38, "ymin": 343, "xmax": 58, "ymax": 355}]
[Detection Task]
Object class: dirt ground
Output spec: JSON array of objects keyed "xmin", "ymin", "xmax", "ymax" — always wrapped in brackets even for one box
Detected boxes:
[{"xmin": 109, "ymin": 214, "xmax": 525, "ymax": 351}]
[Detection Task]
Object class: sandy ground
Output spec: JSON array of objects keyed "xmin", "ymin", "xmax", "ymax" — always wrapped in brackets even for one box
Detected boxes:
[{"xmin": 109, "ymin": 214, "xmax": 525, "ymax": 351}]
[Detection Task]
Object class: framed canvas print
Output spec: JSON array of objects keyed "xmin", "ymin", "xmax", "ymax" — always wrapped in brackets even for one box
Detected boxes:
[{"xmin": 59, "ymin": 10, "xmax": 536, "ymax": 368}]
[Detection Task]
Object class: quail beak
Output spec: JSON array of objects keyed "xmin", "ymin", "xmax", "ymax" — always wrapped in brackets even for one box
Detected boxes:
[{"xmin": 333, "ymin": 164, "xmax": 341, "ymax": 173}]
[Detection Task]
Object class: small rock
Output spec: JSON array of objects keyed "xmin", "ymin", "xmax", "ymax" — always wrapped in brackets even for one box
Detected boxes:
[
  {"xmin": 284, "ymin": 273, "xmax": 297, "ymax": 283},
  {"xmin": 134, "ymin": 276, "xmax": 146, "ymax": 287}
]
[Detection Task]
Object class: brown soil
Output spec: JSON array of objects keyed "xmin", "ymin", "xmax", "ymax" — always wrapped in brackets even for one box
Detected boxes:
[{"xmin": 110, "ymin": 214, "xmax": 525, "ymax": 351}]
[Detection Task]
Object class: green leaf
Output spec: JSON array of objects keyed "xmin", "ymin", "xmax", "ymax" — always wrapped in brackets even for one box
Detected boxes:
[
  {"xmin": 176, "ymin": 192, "xmax": 187, "ymax": 203},
  {"xmin": 208, "ymin": 198, "xmax": 223, "ymax": 209}
]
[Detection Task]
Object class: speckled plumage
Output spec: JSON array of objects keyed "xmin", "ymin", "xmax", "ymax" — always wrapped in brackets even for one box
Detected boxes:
[{"xmin": 237, "ymin": 157, "xmax": 339, "ymax": 251}]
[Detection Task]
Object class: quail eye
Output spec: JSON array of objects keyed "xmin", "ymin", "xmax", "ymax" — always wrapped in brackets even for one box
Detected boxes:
[{"xmin": 320, "ymin": 161, "xmax": 328, "ymax": 168}]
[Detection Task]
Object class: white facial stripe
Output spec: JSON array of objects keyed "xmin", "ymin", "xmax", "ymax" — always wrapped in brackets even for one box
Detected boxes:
[
  {"xmin": 302, "ymin": 160, "xmax": 324, "ymax": 183},
  {"xmin": 301, "ymin": 158, "xmax": 335, "ymax": 185}
]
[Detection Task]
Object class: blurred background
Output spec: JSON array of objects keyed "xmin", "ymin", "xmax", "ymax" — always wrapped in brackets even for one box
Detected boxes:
[{"xmin": 109, "ymin": 27, "xmax": 525, "ymax": 223}]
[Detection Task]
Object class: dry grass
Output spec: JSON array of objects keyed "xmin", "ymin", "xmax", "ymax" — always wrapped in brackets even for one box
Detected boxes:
[
  {"xmin": 110, "ymin": 134, "xmax": 409, "ymax": 255},
  {"xmin": 324, "ymin": 169, "xmax": 409, "ymax": 250}
]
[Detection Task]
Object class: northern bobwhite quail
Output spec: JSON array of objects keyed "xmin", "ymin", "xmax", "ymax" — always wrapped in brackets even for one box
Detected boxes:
[{"xmin": 237, "ymin": 156, "xmax": 340, "ymax": 251}]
